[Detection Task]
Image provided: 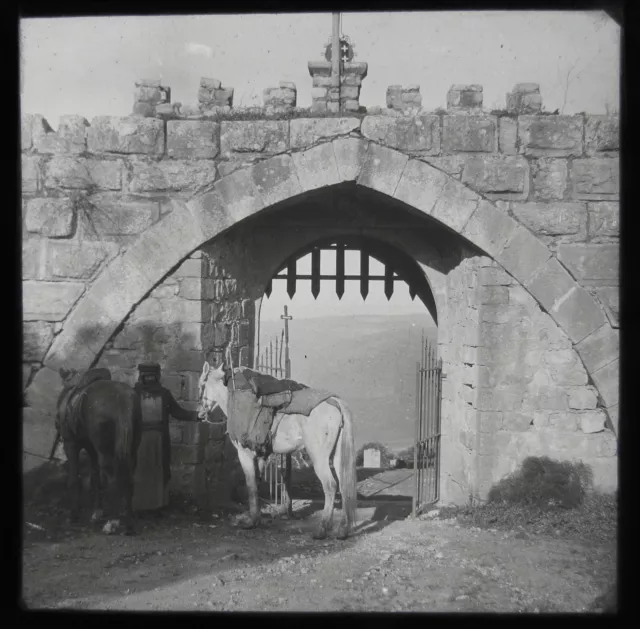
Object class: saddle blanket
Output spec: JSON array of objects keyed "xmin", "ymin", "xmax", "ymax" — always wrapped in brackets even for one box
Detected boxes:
[{"xmin": 277, "ymin": 388, "xmax": 338, "ymax": 416}]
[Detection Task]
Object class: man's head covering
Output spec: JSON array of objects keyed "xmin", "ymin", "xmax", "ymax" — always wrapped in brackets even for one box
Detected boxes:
[{"xmin": 138, "ymin": 362, "xmax": 161, "ymax": 381}]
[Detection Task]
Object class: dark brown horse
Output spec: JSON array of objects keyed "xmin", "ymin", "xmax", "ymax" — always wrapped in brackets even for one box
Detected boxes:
[{"xmin": 56, "ymin": 368, "xmax": 142, "ymax": 535}]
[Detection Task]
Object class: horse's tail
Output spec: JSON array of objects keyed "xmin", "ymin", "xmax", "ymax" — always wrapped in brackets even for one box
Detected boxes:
[
  {"xmin": 334, "ymin": 398, "xmax": 358, "ymax": 531},
  {"xmin": 115, "ymin": 386, "xmax": 139, "ymax": 480}
]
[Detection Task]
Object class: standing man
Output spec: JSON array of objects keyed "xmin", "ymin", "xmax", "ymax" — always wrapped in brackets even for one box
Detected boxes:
[{"xmin": 133, "ymin": 362, "xmax": 200, "ymax": 512}]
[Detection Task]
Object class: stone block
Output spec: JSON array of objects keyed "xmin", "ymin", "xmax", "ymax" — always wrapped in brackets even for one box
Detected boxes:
[
  {"xmin": 24, "ymin": 366, "xmax": 63, "ymax": 413},
  {"xmin": 22, "ymin": 280, "xmax": 85, "ymax": 322},
  {"xmin": 497, "ymin": 225, "xmax": 552, "ymax": 285},
  {"xmin": 45, "ymin": 240, "xmax": 117, "ymax": 280},
  {"xmin": 585, "ymin": 116, "xmax": 619, "ymax": 155},
  {"xmin": 44, "ymin": 156, "xmax": 123, "ymax": 190},
  {"xmin": 567, "ymin": 387, "xmax": 598, "ymax": 410},
  {"xmin": 251, "ymin": 154, "xmax": 302, "ymax": 206},
  {"xmin": 479, "ymin": 266, "xmax": 515, "ymax": 286},
  {"xmin": 290, "ymin": 118, "xmax": 361, "ymax": 150},
  {"xmin": 220, "ymin": 121, "xmax": 288, "ymax": 155},
  {"xmin": 442, "ymin": 115, "xmax": 497, "ymax": 153},
  {"xmin": 25, "ymin": 198, "xmax": 75, "ymax": 238},
  {"xmin": 447, "ymin": 84, "xmax": 483, "ymax": 110},
  {"xmin": 593, "ymin": 287, "xmax": 618, "ymax": 328},
  {"xmin": 518, "ymin": 115, "xmax": 583, "ymax": 157},
  {"xmin": 361, "ymin": 115, "xmax": 440, "ymax": 154},
  {"xmin": 591, "ymin": 358, "xmax": 618, "ymax": 408},
  {"xmin": 531, "ymin": 158, "xmax": 568, "ymax": 201},
  {"xmin": 214, "ymin": 167, "xmax": 264, "ymax": 224},
  {"xmin": 22, "ymin": 239, "xmax": 44, "ymax": 280},
  {"xmin": 587, "ymin": 202, "xmax": 619, "ymax": 240},
  {"xmin": 578, "ymin": 410, "xmax": 607, "ymax": 434},
  {"xmin": 393, "ymin": 159, "xmax": 449, "ymax": 216},
  {"xmin": 22, "ymin": 155, "xmax": 43, "ymax": 193},
  {"xmin": 178, "ymin": 277, "xmax": 201, "ymax": 300},
  {"xmin": 23, "ymin": 321, "xmax": 54, "ymax": 362},
  {"xmin": 522, "ymin": 386, "xmax": 569, "ymax": 411},
  {"xmin": 22, "ymin": 114, "xmax": 54, "ymax": 151},
  {"xmin": 548, "ymin": 412, "xmax": 578, "ymax": 431},
  {"xmin": 333, "ymin": 137, "xmax": 369, "ymax": 182},
  {"xmin": 576, "ymin": 324, "xmax": 619, "ymax": 373},
  {"xmin": 477, "ymin": 387, "xmax": 524, "ymax": 411},
  {"xmin": 80, "ymin": 198, "xmax": 159, "ymax": 237},
  {"xmin": 503, "ymin": 412, "xmax": 533, "ymax": 432},
  {"xmin": 169, "ymin": 423, "xmax": 183, "ymax": 444},
  {"xmin": 557, "ymin": 244, "xmax": 619, "ymax": 282},
  {"xmin": 423, "ymin": 155, "xmax": 466, "ymax": 178},
  {"xmin": 511, "ymin": 202, "xmax": 587, "ymax": 242},
  {"xmin": 87, "ymin": 116, "xmax": 165, "ymax": 155},
  {"xmin": 167, "ymin": 121, "xmax": 220, "ymax": 159},
  {"xmin": 461, "ymin": 200, "xmax": 518, "ymax": 258},
  {"xmin": 505, "ymin": 84, "xmax": 542, "ymax": 114},
  {"xmin": 357, "ymin": 143, "xmax": 409, "ymax": 197},
  {"xmin": 480, "ymin": 285, "xmax": 509, "ymax": 305},
  {"xmin": 542, "ymin": 350, "xmax": 588, "ymax": 386},
  {"xmin": 498, "ymin": 117, "xmax": 517, "ymax": 154},
  {"xmin": 571, "ymin": 158, "xmax": 619, "ymax": 200},
  {"xmin": 129, "ymin": 160, "xmax": 217, "ymax": 193},
  {"xmin": 461, "ymin": 155, "xmax": 529, "ymax": 200}
]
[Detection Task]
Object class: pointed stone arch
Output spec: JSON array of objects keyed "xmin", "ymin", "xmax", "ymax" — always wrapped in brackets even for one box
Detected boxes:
[{"xmin": 34, "ymin": 138, "xmax": 617, "ymax": 433}]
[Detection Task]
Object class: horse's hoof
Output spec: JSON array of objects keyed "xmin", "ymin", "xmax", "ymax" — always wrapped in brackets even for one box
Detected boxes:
[{"xmin": 336, "ymin": 528, "xmax": 349, "ymax": 541}]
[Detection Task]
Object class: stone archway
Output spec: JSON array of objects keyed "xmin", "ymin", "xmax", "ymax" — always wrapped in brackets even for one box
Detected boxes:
[{"xmin": 31, "ymin": 138, "xmax": 618, "ymax": 442}]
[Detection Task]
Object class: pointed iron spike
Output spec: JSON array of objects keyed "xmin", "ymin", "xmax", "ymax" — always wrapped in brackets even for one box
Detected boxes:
[
  {"xmin": 360, "ymin": 249, "xmax": 369, "ymax": 301},
  {"xmin": 287, "ymin": 259, "xmax": 296, "ymax": 299},
  {"xmin": 265, "ymin": 278, "xmax": 272, "ymax": 298},
  {"xmin": 384, "ymin": 264, "xmax": 394, "ymax": 301},
  {"xmin": 336, "ymin": 243, "xmax": 345, "ymax": 300},
  {"xmin": 311, "ymin": 248, "xmax": 321, "ymax": 299}
]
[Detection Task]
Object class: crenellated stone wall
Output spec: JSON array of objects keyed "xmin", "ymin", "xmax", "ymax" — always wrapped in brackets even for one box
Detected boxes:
[{"xmin": 21, "ymin": 77, "xmax": 619, "ymax": 503}]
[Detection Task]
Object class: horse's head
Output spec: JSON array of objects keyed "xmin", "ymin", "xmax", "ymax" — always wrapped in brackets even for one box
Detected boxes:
[{"xmin": 197, "ymin": 361, "xmax": 229, "ymax": 420}]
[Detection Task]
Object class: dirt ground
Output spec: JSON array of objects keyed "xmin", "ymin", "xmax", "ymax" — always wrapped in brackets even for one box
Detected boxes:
[{"xmin": 22, "ymin": 467, "xmax": 615, "ymax": 613}]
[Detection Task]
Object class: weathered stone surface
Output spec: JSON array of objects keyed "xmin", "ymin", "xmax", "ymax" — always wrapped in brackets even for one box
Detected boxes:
[
  {"xmin": 585, "ymin": 116, "xmax": 619, "ymax": 155},
  {"xmin": 129, "ymin": 160, "xmax": 216, "ymax": 193},
  {"xmin": 22, "ymin": 239, "xmax": 44, "ymax": 280},
  {"xmin": 511, "ymin": 202, "xmax": 587, "ymax": 241},
  {"xmin": 45, "ymin": 157, "xmax": 123, "ymax": 190},
  {"xmin": 578, "ymin": 410, "xmax": 606, "ymax": 434},
  {"xmin": 506, "ymin": 84, "xmax": 542, "ymax": 114},
  {"xmin": 290, "ymin": 118, "xmax": 361, "ymax": 149},
  {"xmin": 461, "ymin": 155, "xmax": 529, "ymax": 200},
  {"xmin": 591, "ymin": 359, "xmax": 618, "ymax": 408},
  {"xmin": 361, "ymin": 116, "xmax": 440, "ymax": 154},
  {"xmin": 333, "ymin": 137, "xmax": 368, "ymax": 182},
  {"xmin": 22, "ymin": 155, "xmax": 43, "ymax": 193},
  {"xmin": 357, "ymin": 143, "xmax": 409, "ymax": 197},
  {"xmin": 174, "ymin": 257, "xmax": 203, "ymax": 278},
  {"xmin": 498, "ymin": 225, "xmax": 551, "ymax": 285},
  {"xmin": 22, "ymin": 114, "xmax": 54, "ymax": 152},
  {"xmin": 568, "ymin": 387, "xmax": 598, "ymax": 410},
  {"xmin": 167, "ymin": 121, "xmax": 220, "ymax": 159},
  {"xmin": 542, "ymin": 349, "xmax": 588, "ymax": 385},
  {"xmin": 498, "ymin": 117, "xmax": 517, "ymax": 154},
  {"xmin": 502, "ymin": 412, "xmax": 533, "ymax": 433},
  {"xmin": 557, "ymin": 244, "xmax": 619, "ymax": 282},
  {"xmin": 606, "ymin": 404, "xmax": 618, "ymax": 437},
  {"xmin": 25, "ymin": 198, "xmax": 75, "ymax": 238},
  {"xmin": 45, "ymin": 240, "xmax": 118, "ymax": 280},
  {"xmin": 220, "ymin": 121, "xmax": 288, "ymax": 155},
  {"xmin": 393, "ymin": 159, "xmax": 449, "ymax": 216},
  {"xmin": 526, "ymin": 257, "xmax": 606, "ymax": 344},
  {"xmin": 461, "ymin": 200, "xmax": 517, "ymax": 258},
  {"xmin": 22, "ymin": 407, "xmax": 58, "ymax": 467},
  {"xmin": 87, "ymin": 116, "xmax": 164, "ymax": 155},
  {"xmin": 587, "ymin": 202, "xmax": 619, "ymax": 240},
  {"xmin": 531, "ymin": 159, "xmax": 568, "ymax": 201},
  {"xmin": 593, "ymin": 287, "xmax": 618, "ymax": 327},
  {"xmin": 447, "ymin": 84, "xmax": 483, "ymax": 110},
  {"xmin": 252, "ymin": 154, "xmax": 302, "ymax": 205},
  {"xmin": 214, "ymin": 168, "xmax": 263, "ymax": 224},
  {"xmin": 24, "ymin": 366, "xmax": 63, "ymax": 412},
  {"xmin": 518, "ymin": 115, "xmax": 583, "ymax": 157},
  {"xmin": 571, "ymin": 158, "xmax": 619, "ymax": 200},
  {"xmin": 423, "ymin": 155, "xmax": 466, "ymax": 178},
  {"xmin": 477, "ymin": 387, "xmax": 524, "ymax": 411},
  {"xmin": 576, "ymin": 324, "xmax": 619, "ymax": 373},
  {"xmin": 480, "ymin": 286, "xmax": 509, "ymax": 305},
  {"xmin": 80, "ymin": 198, "xmax": 159, "ymax": 237},
  {"xmin": 432, "ymin": 178, "xmax": 481, "ymax": 233},
  {"xmin": 547, "ymin": 412, "xmax": 578, "ymax": 431},
  {"xmin": 479, "ymin": 266, "xmax": 515, "ymax": 286},
  {"xmin": 292, "ymin": 142, "xmax": 340, "ymax": 191},
  {"xmin": 23, "ymin": 321, "xmax": 54, "ymax": 362},
  {"xmin": 442, "ymin": 116, "xmax": 496, "ymax": 153},
  {"xmin": 23, "ymin": 280, "xmax": 85, "ymax": 322}
]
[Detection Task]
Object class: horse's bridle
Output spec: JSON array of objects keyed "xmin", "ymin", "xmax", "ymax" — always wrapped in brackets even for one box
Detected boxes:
[{"xmin": 198, "ymin": 374, "xmax": 227, "ymax": 425}]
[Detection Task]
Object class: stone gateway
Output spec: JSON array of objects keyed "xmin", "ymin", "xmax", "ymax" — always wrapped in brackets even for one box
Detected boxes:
[{"xmin": 22, "ymin": 73, "xmax": 619, "ymax": 506}]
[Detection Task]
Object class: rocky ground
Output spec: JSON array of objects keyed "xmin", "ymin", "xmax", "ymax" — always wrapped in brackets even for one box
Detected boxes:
[{"xmin": 22, "ymin": 466, "xmax": 616, "ymax": 613}]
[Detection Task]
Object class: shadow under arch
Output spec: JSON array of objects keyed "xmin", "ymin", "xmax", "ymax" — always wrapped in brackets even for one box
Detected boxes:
[{"xmin": 262, "ymin": 233, "xmax": 439, "ymax": 326}]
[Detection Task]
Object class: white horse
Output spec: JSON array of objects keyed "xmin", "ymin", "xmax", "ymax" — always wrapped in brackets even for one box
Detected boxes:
[{"xmin": 197, "ymin": 362, "xmax": 358, "ymax": 540}]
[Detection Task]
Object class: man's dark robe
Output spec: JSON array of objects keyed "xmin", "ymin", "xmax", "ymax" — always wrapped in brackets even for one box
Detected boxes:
[{"xmin": 133, "ymin": 382, "xmax": 198, "ymax": 511}]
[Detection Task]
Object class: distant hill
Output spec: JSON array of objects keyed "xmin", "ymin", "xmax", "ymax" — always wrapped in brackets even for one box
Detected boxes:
[{"xmin": 258, "ymin": 314, "xmax": 438, "ymax": 451}]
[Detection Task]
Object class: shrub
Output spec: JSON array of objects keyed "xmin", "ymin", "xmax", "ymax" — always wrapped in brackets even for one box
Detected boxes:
[{"xmin": 488, "ymin": 456, "xmax": 594, "ymax": 510}]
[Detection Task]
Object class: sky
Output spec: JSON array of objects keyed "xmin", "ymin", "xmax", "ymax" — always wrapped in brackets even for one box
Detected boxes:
[{"xmin": 20, "ymin": 11, "xmax": 620, "ymax": 323}]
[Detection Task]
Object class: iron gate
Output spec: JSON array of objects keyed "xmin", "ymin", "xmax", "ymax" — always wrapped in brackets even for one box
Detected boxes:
[
  {"xmin": 255, "ymin": 306, "xmax": 293, "ymax": 508},
  {"xmin": 412, "ymin": 334, "xmax": 442, "ymax": 517}
]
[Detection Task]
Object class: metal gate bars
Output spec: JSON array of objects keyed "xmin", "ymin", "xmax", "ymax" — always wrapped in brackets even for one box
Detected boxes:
[{"xmin": 412, "ymin": 334, "xmax": 442, "ymax": 517}]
